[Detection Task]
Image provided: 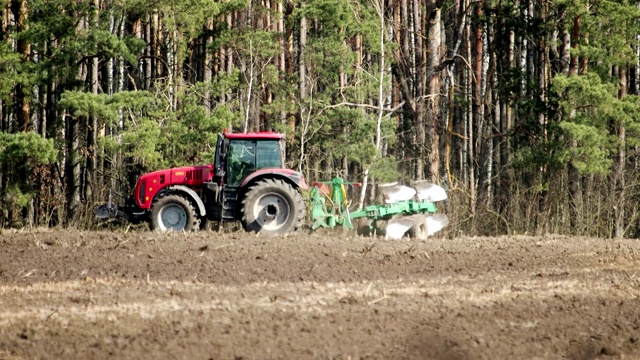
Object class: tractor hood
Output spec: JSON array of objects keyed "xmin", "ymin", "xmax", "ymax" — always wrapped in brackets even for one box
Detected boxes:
[{"xmin": 134, "ymin": 164, "xmax": 214, "ymax": 209}]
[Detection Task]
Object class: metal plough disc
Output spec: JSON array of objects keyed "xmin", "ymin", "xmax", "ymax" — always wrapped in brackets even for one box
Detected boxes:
[
  {"xmin": 425, "ymin": 214, "xmax": 449, "ymax": 236},
  {"xmin": 385, "ymin": 214, "xmax": 450, "ymax": 240},
  {"xmin": 412, "ymin": 180, "xmax": 448, "ymax": 202},
  {"xmin": 385, "ymin": 214, "xmax": 422, "ymax": 240},
  {"xmin": 378, "ymin": 182, "xmax": 417, "ymax": 204}
]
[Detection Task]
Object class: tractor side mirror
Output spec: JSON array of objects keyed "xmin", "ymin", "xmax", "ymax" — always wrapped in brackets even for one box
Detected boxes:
[
  {"xmin": 214, "ymin": 135, "xmax": 227, "ymax": 175},
  {"xmin": 221, "ymin": 141, "xmax": 228, "ymax": 157}
]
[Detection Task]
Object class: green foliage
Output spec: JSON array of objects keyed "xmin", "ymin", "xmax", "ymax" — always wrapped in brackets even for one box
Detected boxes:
[
  {"xmin": 159, "ymin": 87, "xmax": 232, "ymax": 166},
  {"xmin": 0, "ymin": 42, "xmax": 23, "ymax": 103},
  {"xmin": 22, "ymin": 0, "xmax": 147, "ymax": 94},
  {"xmin": 620, "ymin": 96, "xmax": 640, "ymax": 147},
  {"xmin": 369, "ymin": 156, "xmax": 400, "ymax": 183},
  {"xmin": 2, "ymin": 185, "xmax": 31, "ymax": 209},
  {"xmin": 88, "ymin": 30, "xmax": 144, "ymax": 66},
  {"xmin": 550, "ymin": 73, "xmax": 640, "ymax": 175},
  {"xmin": 510, "ymin": 69, "xmax": 640, "ymax": 179},
  {"xmin": 558, "ymin": 0, "xmax": 640, "ymax": 70},
  {"xmin": 60, "ymin": 84, "xmax": 234, "ymax": 171},
  {"xmin": 261, "ymin": 65, "xmax": 298, "ymax": 119},
  {"xmin": 222, "ymin": 26, "xmax": 282, "ymax": 60},
  {"xmin": 60, "ymin": 90, "xmax": 162, "ymax": 167},
  {"xmin": 287, "ymin": 0, "xmax": 395, "ymax": 180},
  {"xmin": 0, "ymin": 132, "xmax": 57, "ymax": 170},
  {"xmin": 0, "ymin": 132, "xmax": 57, "ymax": 211},
  {"xmin": 59, "ymin": 91, "xmax": 119, "ymax": 121},
  {"xmin": 557, "ymin": 122, "xmax": 613, "ymax": 174},
  {"xmin": 329, "ymin": 108, "xmax": 377, "ymax": 163}
]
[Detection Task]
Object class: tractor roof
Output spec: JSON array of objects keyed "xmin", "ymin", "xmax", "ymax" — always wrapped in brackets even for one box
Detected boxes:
[{"xmin": 224, "ymin": 131, "xmax": 285, "ymax": 140}]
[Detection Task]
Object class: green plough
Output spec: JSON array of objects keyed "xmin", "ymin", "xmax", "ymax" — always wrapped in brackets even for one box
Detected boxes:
[{"xmin": 310, "ymin": 177, "xmax": 449, "ymax": 239}]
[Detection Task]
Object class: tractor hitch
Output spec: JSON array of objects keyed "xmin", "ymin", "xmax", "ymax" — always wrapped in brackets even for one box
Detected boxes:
[{"xmin": 95, "ymin": 190, "xmax": 146, "ymax": 223}]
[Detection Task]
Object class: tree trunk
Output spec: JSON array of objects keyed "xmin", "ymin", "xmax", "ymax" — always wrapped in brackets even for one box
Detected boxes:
[
  {"xmin": 65, "ymin": 112, "xmax": 81, "ymax": 225},
  {"xmin": 299, "ymin": 15, "xmax": 307, "ymax": 101},
  {"xmin": 11, "ymin": 0, "xmax": 30, "ymax": 132},
  {"xmin": 613, "ymin": 67, "xmax": 626, "ymax": 238},
  {"xmin": 413, "ymin": 0, "xmax": 425, "ymax": 180},
  {"xmin": 66, "ymin": 16, "xmax": 88, "ymax": 225},
  {"xmin": 567, "ymin": 14, "xmax": 582, "ymax": 232},
  {"xmin": 296, "ymin": 12, "xmax": 309, "ymax": 173},
  {"xmin": 85, "ymin": 0, "xmax": 100, "ymax": 206},
  {"xmin": 426, "ymin": 6, "xmax": 441, "ymax": 182},
  {"xmin": 359, "ymin": 0, "xmax": 387, "ymax": 210},
  {"xmin": 465, "ymin": 0, "xmax": 475, "ymax": 214},
  {"xmin": 471, "ymin": 0, "xmax": 483, "ymax": 210},
  {"xmin": 537, "ymin": 0, "xmax": 550, "ymax": 235}
]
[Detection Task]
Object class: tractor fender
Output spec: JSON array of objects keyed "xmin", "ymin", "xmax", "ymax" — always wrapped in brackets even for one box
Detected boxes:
[
  {"xmin": 239, "ymin": 168, "xmax": 308, "ymax": 190},
  {"xmin": 162, "ymin": 185, "xmax": 207, "ymax": 217}
]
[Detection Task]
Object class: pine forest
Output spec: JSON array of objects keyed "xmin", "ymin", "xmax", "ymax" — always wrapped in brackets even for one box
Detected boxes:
[{"xmin": 1, "ymin": 0, "xmax": 640, "ymax": 237}]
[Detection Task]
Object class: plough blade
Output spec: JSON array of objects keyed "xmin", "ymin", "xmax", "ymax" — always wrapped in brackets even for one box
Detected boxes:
[
  {"xmin": 412, "ymin": 181, "xmax": 448, "ymax": 202},
  {"xmin": 384, "ymin": 214, "xmax": 449, "ymax": 240},
  {"xmin": 425, "ymin": 214, "xmax": 449, "ymax": 236},
  {"xmin": 385, "ymin": 216, "xmax": 418, "ymax": 240},
  {"xmin": 378, "ymin": 182, "xmax": 416, "ymax": 204}
]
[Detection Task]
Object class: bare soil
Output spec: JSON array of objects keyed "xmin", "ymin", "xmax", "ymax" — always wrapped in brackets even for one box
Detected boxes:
[{"xmin": 1, "ymin": 229, "xmax": 639, "ymax": 360}]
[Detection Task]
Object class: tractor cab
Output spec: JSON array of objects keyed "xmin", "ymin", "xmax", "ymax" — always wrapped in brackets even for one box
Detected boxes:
[
  {"xmin": 204, "ymin": 131, "xmax": 305, "ymax": 229},
  {"xmin": 212, "ymin": 131, "xmax": 286, "ymax": 186}
]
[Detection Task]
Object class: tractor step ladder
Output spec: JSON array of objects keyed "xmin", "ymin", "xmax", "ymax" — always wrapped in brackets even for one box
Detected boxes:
[{"xmin": 221, "ymin": 188, "xmax": 239, "ymax": 221}]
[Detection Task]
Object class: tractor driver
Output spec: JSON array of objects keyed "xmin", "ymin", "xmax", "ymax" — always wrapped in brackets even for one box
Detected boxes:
[{"xmin": 228, "ymin": 141, "xmax": 256, "ymax": 186}]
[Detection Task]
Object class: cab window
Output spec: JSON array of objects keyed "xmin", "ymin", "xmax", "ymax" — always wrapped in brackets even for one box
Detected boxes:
[
  {"xmin": 226, "ymin": 139, "xmax": 282, "ymax": 186},
  {"xmin": 256, "ymin": 140, "xmax": 282, "ymax": 169},
  {"xmin": 227, "ymin": 140, "xmax": 256, "ymax": 186}
]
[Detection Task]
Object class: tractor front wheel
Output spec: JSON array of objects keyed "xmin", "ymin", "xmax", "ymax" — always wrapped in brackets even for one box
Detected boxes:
[
  {"xmin": 241, "ymin": 179, "xmax": 305, "ymax": 235},
  {"xmin": 150, "ymin": 194, "xmax": 199, "ymax": 232}
]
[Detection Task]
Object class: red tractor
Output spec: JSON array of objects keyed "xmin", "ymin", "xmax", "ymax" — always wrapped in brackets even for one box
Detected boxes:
[{"xmin": 96, "ymin": 131, "xmax": 307, "ymax": 235}]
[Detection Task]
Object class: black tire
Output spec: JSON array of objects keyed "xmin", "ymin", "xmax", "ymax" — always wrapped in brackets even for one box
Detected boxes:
[
  {"xmin": 241, "ymin": 179, "xmax": 305, "ymax": 235},
  {"xmin": 150, "ymin": 193, "xmax": 199, "ymax": 232},
  {"xmin": 408, "ymin": 217, "xmax": 428, "ymax": 240}
]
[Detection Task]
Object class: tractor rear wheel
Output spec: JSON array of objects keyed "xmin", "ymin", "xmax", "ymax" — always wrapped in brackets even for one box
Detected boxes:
[
  {"xmin": 241, "ymin": 179, "xmax": 305, "ymax": 235},
  {"xmin": 407, "ymin": 217, "xmax": 428, "ymax": 240},
  {"xmin": 150, "ymin": 194, "xmax": 199, "ymax": 232}
]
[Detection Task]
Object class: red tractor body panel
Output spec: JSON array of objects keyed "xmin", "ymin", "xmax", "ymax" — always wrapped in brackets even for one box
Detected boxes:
[{"xmin": 134, "ymin": 164, "xmax": 214, "ymax": 209}]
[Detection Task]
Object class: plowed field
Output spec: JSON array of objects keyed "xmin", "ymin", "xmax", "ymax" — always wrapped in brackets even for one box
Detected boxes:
[{"xmin": 1, "ymin": 229, "xmax": 639, "ymax": 359}]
